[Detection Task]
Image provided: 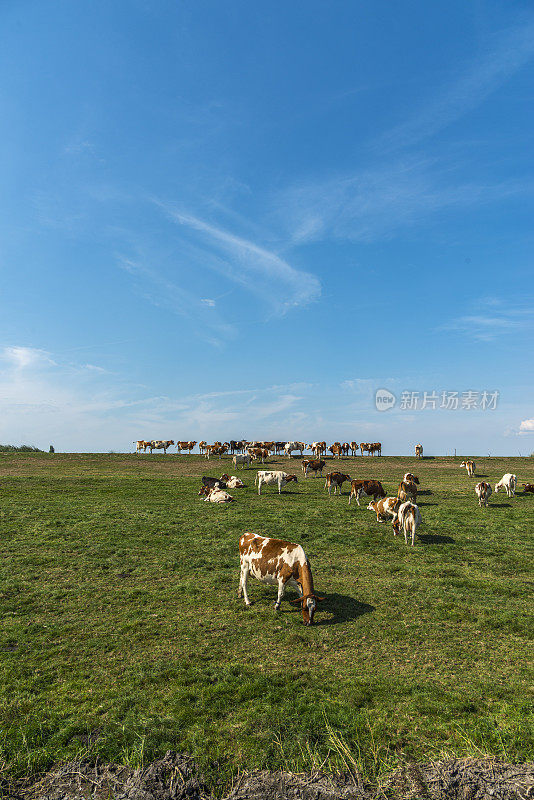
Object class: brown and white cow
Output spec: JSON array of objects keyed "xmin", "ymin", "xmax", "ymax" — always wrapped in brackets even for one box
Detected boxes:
[
  {"xmin": 329, "ymin": 444, "xmax": 343, "ymax": 459},
  {"xmin": 348, "ymin": 479, "xmax": 387, "ymax": 505},
  {"xmin": 248, "ymin": 447, "xmax": 269, "ymax": 463},
  {"xmin": 522, "ymin": 483, "xmax": 534, "ymax": 494},
  {"xmin": 397, "ymin": 480, "xmax": 418, "ymax": 504},
  {"xmin": 460, "ymin": 460, "xmax": 476, "ymax": 477},
  {"xmin": 350, "ymin": 441, "xmax": 359, "ymax": 456},
  {"xmin": 198, "ymin": 441, "xmax": 207, "ymax": 455},
  {"xmin": 255, "ymin": 471, "xmax": 298, "ymax": 495},
  {"xmin": 475, "ymin": 481, "xmax": 492, "ymax": 507},
  {"xmin": 226, "ymin": 475, "xmax": 245, "ymax": 489},
  {"xmin": 392, "ymin": 501, "xmax": 421, "ymax": 546},
  {"xmin": 325, "ymin": 472, "xmax": 351, "ymax": 496},
  {"xmin": 367, "ymin": 496, "xmax": 401, "ymax": 522},
  {"xmin": 149, "ymin": 440, "xmax": 174, "ymax": 454},
  {"xmin": 238, "ymin": 533, "xmax": 324, "ymax": 625},
  {"xmin": 134, "ymin": 440, "xmax": 149, "ymax": 453},
  {"xmin": 202, "ymin": 486, "xmax": 234, "ymax": 503},
  {"xmin": 415, "ymin": 444, "xmax": 423, "ymax": 458},
  {"xmin": 403, "ymin": 472, "xmax": 420, "ymax": 485},
  {"xmin": 302, "ymin": 459, "xmax": 326, "ymax": 477}
]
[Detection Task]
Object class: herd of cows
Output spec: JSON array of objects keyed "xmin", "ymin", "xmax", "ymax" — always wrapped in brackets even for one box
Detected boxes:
[
  {"xmin": 132, "ymin": 438, "xmax": 532, "ymax": 625},
  {"xmin": 133, "ymin": 440, "xmax": 388, "ymax": 457}
]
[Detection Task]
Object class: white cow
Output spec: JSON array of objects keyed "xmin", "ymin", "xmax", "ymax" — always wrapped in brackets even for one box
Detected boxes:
[
  {"xmin": 494, "ymin": 473, "xmax": 517, "ymax": 497},
  {"xmin": 232, "ymin": 454, "xmax": 250, "ymax": 469},
  {"xmin": 255, "ymin": 470, "xmax": 298, "ymax": 495},
  {"xmin": 284, "ymin": 441, "xmax": 304, "ymax": 458},
  {"xmin": 392, "ymin": 501, "xmax": 422, "ymax": 546},
  {"xmin": 475, "ymin": 481, "xmax": 492, "ymax": 507}
]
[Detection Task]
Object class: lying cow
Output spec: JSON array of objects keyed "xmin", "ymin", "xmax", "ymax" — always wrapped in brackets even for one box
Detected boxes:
[
  {"xmin": 325, "ymin": 472, "xmax": 351, "ymax": 496},
  {"xmin": 348, "ymin": 479, "xmax": 386, "ymax": 505},
  {"xmin": 392, "ymin": 501, "xmax": 422, "ymax": 546},
  {"xmin": 201, "ymin": 486, "xmax": 234, "ymax": 502},
  {"xmin": 475, "ymin": 481, "xmax": 492, "ymax": 507},
  {"xmin": 201, "ymin": 475, "xmax": 227, "ymax": 491},
  {"xmin": 255, "ymin": 471, "xmax": 298, "ymax": 495},
  {"xmin": 302, "ymin": 459, "xmax": 326, "ymax": 477},
  {"xmin": 238, "ymin": 532, "xmax": 323, "ymax": 625},
  {"xmin": 495, "ymin": 473, "xmax": 517, "ymax": 497},
  {"xmin": 522, "ymin": 483, "xmax": 534, "ymax": 494},
  {"xmin": 367, "ymin": 496, "xmax": 401, "ymax": 522},
  {"xmin": 226, "ymin": 475, "xmax": 245, "ymax": 489}
]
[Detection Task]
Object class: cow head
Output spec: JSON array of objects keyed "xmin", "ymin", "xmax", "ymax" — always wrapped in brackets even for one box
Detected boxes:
[
  {"xmin": 286, "ymin": 475, "xmax": 298, "ymax": 483},
  {"xmin": 220, "ymin": 473, "xmax": 230, "ymax": 482},
  {"xmin": 198, "ymin": 485, "xmax": 210, "ymax": 496},
  {"xmin": 291, "ymin": 593, "xmax": 324, "ymax": 625},
  {"xmin": 367, "ymin": 501, "xmax": 377, "ymax": 512}
]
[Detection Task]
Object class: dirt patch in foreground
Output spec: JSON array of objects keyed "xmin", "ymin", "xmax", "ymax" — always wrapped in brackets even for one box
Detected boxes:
[{"xmin": 11, "ymin": 751, "xmax": 534, "ymax": 800}]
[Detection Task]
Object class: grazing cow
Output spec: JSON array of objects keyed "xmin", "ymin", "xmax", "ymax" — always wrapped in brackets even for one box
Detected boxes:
[
  {"xmin": 302, "ymin": 459, "xmax": 326, "ymax": 478},
  {"xmin": 495, "ymin": 473, "xmax": 517, "ymax": 498},
  {"xmin": 403, "ymin": 472, "xmax": 420, "ymax": 485},
  {"xmin": 325, "ymin": 472, "xmax": 351, "ymax": 496},
  {"xmin": 226, "ymin": 475, "xmax": 245, "ymax": 489},
  {"xmin": 255, "ymin": 471, "xmax": 298, "ymax": 495},
  {"xmin": 150, "ymin": 440, "xmax": 174, "ymax": 454},
  {"xmin": 233, "ymin": 453, "xmax": 250, "ymax": 469},
  {"xmin": 348, "ymin": 479, "xmax": 387, "ymax": 505},
  {"xmin": 392, "ymin": 501, "xmax": 422, "ymax": 546},
  {"xmin": 415, "ymin": 444, "xmax": 423, "ymax": 458},
  {"xmin": 238, "ymin": 532, "xmax": 323, "ymax": 624},
  {"xmin": 203, "ymin": 487, "xmax": 234, "ymax": 503},
  {"xmin": 134, "ymin": 440, "xmax": 148, "ymax": 453},
  {"xmin": 475, "ymin": 481, "xmax": 492, "ymax": 507},
  {"xmin": 460, "ymin": 460, "xmax": 476, "ymax": 477},
  {"xmin": 522, "ymin": 483, "xmax": 534, "ymax": 494},
  {"xmin": 350, "ymin": 441, "xmax": 359, "ymax": 456},
  {"xmin": 367, "ymin": 496, "xmax": 401, "ymax": 522}
]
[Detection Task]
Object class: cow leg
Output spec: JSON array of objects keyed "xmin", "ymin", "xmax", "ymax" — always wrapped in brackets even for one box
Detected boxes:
[
  {"xmin": 274, "ymin": 578, "xmax": 286, "ymax": 609},
  {"xmin": 355, "ymin": 489, "xmax": 362, "ymax": 507},
  {"xmin": 239, "ymin": 565, "xmax": 251, "ymax": 605}
]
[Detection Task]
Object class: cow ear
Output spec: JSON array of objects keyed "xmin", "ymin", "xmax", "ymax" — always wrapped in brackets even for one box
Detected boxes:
[
  {"xmin": 290, "ymin": 596, "xmax": 304, "ymax": 604},
  {"xmin": 314, "ymin": 595, "xmax": 325, "ymax": 602}
]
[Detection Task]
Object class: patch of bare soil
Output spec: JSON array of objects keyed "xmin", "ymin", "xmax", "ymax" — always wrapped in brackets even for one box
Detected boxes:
[{"xmin": 11, "ymin": 753, "xmax": 534, "ymax": 800}]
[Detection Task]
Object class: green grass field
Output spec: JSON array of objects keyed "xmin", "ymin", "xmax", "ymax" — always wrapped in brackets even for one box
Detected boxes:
[{"xmin": 0, "ymin": 452, "xmax": 532, "ymax": 790}]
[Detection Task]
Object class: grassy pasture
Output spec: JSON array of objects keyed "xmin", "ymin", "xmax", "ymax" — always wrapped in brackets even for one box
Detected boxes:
[{"xmin": 0, "ymin": 452, "xmax": 532, "ymax": 789}]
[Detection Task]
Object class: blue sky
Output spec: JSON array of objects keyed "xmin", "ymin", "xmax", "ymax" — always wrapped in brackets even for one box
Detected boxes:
[{"xmin": 1, "ymin": 0, "xmax": 533, "ymax": 454}]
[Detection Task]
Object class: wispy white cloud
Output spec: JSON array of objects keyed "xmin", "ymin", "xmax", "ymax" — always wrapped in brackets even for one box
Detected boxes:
[
  {"xmin": 276, "ymin": 158, "xmax": 532, "ymax": 245},
  {"xmin": 381, "ymin": 17, "xmax": 534, "ymax": 149},
  {"xmin": 519, "ymin": 418, "xmax": 534, "ymax": 433},
  {"xmin": 156, "ymin": 203, "xmax": 321, "ymax": 313},
  {"xmin": 440, "ymin": 299, "xmax": 534, "ymax": 341},
  {"xmin": 201, "ymin": 298, "xmax": 216, "ymax": 307},
  {"xmin": 1, "ymin": 346, "xmax": 56, "ymax": 370}
]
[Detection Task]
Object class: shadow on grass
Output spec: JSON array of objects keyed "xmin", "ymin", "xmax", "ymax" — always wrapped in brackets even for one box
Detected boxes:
[
  {"xmin": 316, "ymin": 593, "xmax": 375, "ymax": 626},
  {"xmin": 491, "ymin": 502, "xmax": 512, "ymax": 508},
  {"xmin": 418, "ymin": 489, "xmax": 432, "ymax": 495},
  {"xmin": 418, "ymin": 502, "xmax": 438, "ymax": 506},
  {"xmin": 417, "ymin": 533, "xmax": 455, "ymax": 544}
]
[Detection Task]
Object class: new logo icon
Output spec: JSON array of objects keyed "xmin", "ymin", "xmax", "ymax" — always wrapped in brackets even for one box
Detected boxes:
[{"xmin": 375, "ymin": 388, "xmax": 396, "ymax": 411}]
